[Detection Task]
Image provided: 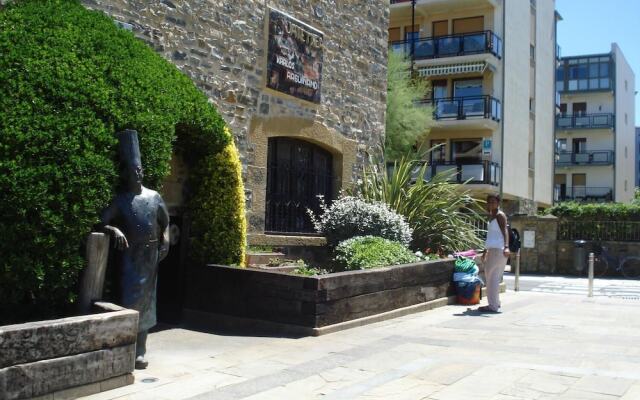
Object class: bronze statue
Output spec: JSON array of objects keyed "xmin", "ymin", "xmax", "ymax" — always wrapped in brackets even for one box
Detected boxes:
[{"xmin": 101, "ymin": 129, "xmax": 170, "ymax": 369}]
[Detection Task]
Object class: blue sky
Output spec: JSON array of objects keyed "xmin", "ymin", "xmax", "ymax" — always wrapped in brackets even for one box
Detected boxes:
[{"xmin": 556, "ymin": 0, "xmax": 640, "ymax": 125}]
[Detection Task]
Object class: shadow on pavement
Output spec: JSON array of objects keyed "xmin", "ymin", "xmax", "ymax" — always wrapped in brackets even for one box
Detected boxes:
[{"xmin": 452, "ymin": 307, "xmax": 494, "ymax": 317}]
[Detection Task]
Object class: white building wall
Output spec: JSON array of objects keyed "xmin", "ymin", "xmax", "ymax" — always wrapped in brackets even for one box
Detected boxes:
[
  {"xmin": 533, "ymin": 0, "xmax": 556, "ymax": 207},
  {"xmin": 502, "ymin": 0, "xmax": 533, "ymax": 201},
  {"xmin": 613, "ymin": 43, "xmax": 636, "ymax": 203}
]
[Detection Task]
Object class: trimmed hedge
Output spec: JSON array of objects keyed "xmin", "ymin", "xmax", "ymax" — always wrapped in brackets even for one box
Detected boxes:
[
  {"xmin": 189, "ymin": 137, "xmax": 247, "ymax": 266},
  {"xmin": 545, "ymin": 202, "xmax": 640, "ymax": 221},
  {"xmin": 0, "ymin": 0, "xmax": 245, "ymax": 323},
  {"xmin": 334, "ymin": 236, "xmax": 418, "ymax": 271}
]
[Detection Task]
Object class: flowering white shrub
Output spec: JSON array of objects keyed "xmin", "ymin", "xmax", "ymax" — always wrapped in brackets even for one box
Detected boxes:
[{"xmin": 308, "ymin": 196, "xmax": 413, "ymax": 246}]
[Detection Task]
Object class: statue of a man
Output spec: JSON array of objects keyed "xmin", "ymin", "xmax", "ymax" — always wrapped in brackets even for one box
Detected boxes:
[{"xmin": 100, "ymin": 129, "xmax": 170, "ymax": 369}]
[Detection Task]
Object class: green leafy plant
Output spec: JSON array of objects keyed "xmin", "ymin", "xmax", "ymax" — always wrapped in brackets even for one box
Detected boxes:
[
  {"xmin": 544, "ymin": 202, "xmax": 640, "ymax": 221},
  {"xmin": 385, "ymin": 51, "xmax": 432, "ymax": 161},
  {"xmin": 350, "ymin": 155, "xmax": 485, "ymax": 253},
  {"xmin": 309, "ymin": 196, "xmax": 413, "ymax": 247},
  {"xmin": 334, "ymin": 236, "xmax": 418, "ymax": 271},
  {"xmin": 292, "ymin": 265, "xmax": 326, "ymax": 276},
  {"xmin": 248, "ymin": 245, "xmax": 276, "ymax": 253},
  {"xmin": 0, "ymin": 0, "xmax": 245, "ymax": 323}
]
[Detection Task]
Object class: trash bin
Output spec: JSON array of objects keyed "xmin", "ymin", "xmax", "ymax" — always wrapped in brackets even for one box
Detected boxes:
[{"xmin": 573, "ymin": 240, "xmax": 587, "ymax": 273}]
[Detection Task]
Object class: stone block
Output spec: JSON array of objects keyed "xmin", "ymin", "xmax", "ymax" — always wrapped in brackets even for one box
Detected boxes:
[
  {"xmin": 0, "ymin": 307, "xmax": 138, "ymax": 368},
  {"xmin": 0, "ymin": 344, "xmax": 134, "ymax": 400},
  {"xmin": 184, "ymin": 259, "xmax": 456, "ymax": 332}
]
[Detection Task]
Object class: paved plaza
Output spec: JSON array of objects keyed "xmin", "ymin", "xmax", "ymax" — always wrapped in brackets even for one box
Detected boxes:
[{"xmin": 82, "ymin": 278, "xmax": 640, "ymax": 400}]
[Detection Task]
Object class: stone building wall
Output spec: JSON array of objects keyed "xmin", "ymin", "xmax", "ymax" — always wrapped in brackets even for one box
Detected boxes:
[{"xmin": 82, "ymin": 0, "xmax": 389, "ymax": 239}]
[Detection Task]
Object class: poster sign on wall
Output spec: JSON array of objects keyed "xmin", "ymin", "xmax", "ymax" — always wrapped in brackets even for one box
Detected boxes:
[{"xmin": 266, "ymin": 8, "xmax": 323, "ymax": 103}]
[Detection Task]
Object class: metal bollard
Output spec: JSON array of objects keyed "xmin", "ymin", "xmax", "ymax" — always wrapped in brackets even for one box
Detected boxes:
[
  {"xmin": 515, "ymin": 250, "xmax": 521, "ymax": 292},
  {"xmin": 588, "ymin": 252, "xmax": 594, "ymax": 298}
]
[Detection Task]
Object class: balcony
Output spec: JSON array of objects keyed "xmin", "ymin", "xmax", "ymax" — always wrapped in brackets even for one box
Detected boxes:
[
  {"xmin": 554, "ymin": 187, "xmax": 613, "ymax": 203},
  {"xmin": 390, "ymin": 30, "xmax": 502, "ymax": 61},
  {"xmin": 421, "ymin": 95, "xmax": 501, "ymax": 122},
  {"xmin": 390, "ymin": 0, "xmax": 499, "ymax": 8},
  {"xmin": 556, "ymin": 113, "xmax": 614, "ymax": 130},
  {"xmin": 422, "ymin": 160, "xmax": 500, "ymax": 186},
  {"xmin": 555, "ymin": 151, "xmax": 614, "ymax": 167}
]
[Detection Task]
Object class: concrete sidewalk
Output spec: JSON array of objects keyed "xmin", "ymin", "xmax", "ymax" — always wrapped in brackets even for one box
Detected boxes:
[{"xmin": 82, "ymin": 290, "xmax": 640, "ymax": 400}]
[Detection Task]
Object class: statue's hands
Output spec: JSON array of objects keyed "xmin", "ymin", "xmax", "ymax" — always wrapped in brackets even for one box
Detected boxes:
[
  {"xmin": 109, "ymin": 227, "xmax": 129, "ymax": 250},
  {"xmin": 158, "ymin": 225, "xmax": 170, "ymax": 262}
]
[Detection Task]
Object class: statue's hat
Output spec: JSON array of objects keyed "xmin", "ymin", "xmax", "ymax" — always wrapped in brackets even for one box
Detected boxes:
[{"xmin": 117, "ymin": 129, "xmax": 142, "ymax": 168}]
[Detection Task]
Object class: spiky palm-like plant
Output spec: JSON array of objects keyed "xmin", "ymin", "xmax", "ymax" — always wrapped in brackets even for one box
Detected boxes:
[{"xmin": 352, "ymin": 155, "xmax": 485, "ymax": 254}]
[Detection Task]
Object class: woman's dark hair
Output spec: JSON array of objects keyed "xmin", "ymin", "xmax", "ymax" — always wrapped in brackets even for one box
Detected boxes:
[{"xmin": 486, "ymin": 193, "xmax": 501, "ymax": 203}]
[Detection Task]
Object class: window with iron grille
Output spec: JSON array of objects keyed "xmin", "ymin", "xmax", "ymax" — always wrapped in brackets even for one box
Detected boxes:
[{"xmin": 265, "ymin": 137, "xmax": 334, "ymax": 234}]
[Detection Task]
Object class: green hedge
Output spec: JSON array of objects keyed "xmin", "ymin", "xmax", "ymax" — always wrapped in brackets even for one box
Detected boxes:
[
  {"xmin": 545, "ymin": 202, "xmax": 640, "ymax": 221},
  {"xmin": 0, "ymin": 0, "xmax": 245, "ymax": 324},
  {"xmin": 334, "ymin": 236, "xmax": 418, "ymax": 271}
]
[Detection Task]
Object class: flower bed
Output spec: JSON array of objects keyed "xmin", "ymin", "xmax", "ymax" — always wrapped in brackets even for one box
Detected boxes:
[
  {"xmin": 183, "ymin": 258, "xmax": 457, "ymax": 336},
  {"xmin": 0, "ymin": 302, "xmax": 138, "ymax": 400}
]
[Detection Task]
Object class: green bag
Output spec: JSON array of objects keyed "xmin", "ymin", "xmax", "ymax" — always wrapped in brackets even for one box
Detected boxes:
[{"xmin": 454, "ymin": 256, "xmax": 477, "ymax": 273}]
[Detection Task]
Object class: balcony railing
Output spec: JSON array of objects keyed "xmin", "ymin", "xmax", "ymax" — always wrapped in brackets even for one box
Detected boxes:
[
  {"xmin": 422, "ymin": 160, "xmax": 500, "ymax": 186},
  {"xmin": 555, "ymin": 151, "xmax": 614, "ymax": 166},
  {"xmin": 556, "ymin": 113, "xmax": 614, "ymax": 130},
  {"xmin": 554, "ymin": 186, "xmax": 613, "ymax": 203},
  {"xmin": 390, "ymin": 30, "xmax": 502, "ymax": 60},
  {"xmin": 421, "ymin": 95, "xmax": 501, "ymax": 121}
]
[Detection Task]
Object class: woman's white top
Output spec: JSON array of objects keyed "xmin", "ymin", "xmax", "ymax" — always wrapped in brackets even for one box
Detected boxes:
[{"xmin": 485, "ymin": 218, "xmax": 505, "ymax": 249}]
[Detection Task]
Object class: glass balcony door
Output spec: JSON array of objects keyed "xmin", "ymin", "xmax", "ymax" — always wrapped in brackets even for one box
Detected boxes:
[{"xmin": 454, "ymin": 79, "xmax": 484, "ymax": 118}]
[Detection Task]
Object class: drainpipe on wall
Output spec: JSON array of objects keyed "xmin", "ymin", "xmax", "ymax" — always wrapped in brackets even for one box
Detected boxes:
[
  {"xmin": 499, "ymin": 0, "xmax": 506, "ymax": 202},
  {"xmin": 612, "ymin": 48, "xmax": 617, "ymax": 202}
]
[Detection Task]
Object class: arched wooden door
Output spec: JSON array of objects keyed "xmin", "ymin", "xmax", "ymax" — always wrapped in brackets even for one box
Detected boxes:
[{"xmin": 265, "ymin": 137, "xmax": 334, "ymax": 234}]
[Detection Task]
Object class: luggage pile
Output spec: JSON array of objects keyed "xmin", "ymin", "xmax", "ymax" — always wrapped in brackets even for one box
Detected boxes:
[{"xmin": 453, "ymin": 256, "xmax": 483, "ymax": 305}]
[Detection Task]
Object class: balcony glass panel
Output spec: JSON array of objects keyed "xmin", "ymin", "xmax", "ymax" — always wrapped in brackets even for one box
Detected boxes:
[
  {"xmin": 574, "ymin": 153, "xmax": 590, "ymax": 163},
  {"xmin": 461, "ymin": 164, "xmax": 484, "ymax": 182},
  {"xmin": 413, "ymin": 39, "xmax": 434, "ymax": 59},
  {"xmin": 557, "ymin": 153, "xmax": 572, "ymax": 164},
  {"xmin": 435, "ymin": 100, "xmax": 459, "ymax": 119},
  {"xmin": 591, "ymin": 152, "xmax": 610, "ymax": 163},
  {"xmin": 437, "ymin": 37, "xmax": 460, "ymax": 56},
  {"xmin": 574, "ymin": 115, "xmax": 590, "ymax": 127},
  {"xmin": 461, "ymin": 97, "xmax": 485, "ymax": 118},
  {"xmin": 462, "ymin": 33, "xmax": 486, "ymax": 53}
]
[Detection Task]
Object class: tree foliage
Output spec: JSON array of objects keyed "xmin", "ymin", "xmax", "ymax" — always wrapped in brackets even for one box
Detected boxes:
[{"xmin": 384, "ymin": 51, "xmax": 432, "ymax": 161}]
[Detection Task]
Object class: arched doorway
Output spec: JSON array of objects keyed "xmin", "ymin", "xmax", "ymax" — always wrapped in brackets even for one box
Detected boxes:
[{"xmin": 265, "ymin": 137, "xmax": 333, "ymax": 234}]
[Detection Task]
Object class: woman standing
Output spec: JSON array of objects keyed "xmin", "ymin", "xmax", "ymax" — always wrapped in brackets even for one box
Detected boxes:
[{"xmin": 480, "ymin": 194, "xmax": 510, "ymax": 312}]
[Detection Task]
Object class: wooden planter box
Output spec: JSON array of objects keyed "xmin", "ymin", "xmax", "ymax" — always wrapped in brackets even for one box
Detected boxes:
[
  {"xmin": 184, "ymin": 259, "xmax": 458, "ymax": 336},
  {"xmin": 0, "ymin": 302, "xmax": 138, "ymax": 400}
]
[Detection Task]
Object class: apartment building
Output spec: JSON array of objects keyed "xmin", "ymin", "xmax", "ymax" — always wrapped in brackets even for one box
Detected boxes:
[
  {"xmin": 554, "ymin": 44, "xmax": 636, "ymax": 203},
  {"xmin": 389, "ymin": 0, "xmax": 557, "ymax": 214},
  {"xmin": 636, "ymin": 127, "xmax": 640, "ymax": 188}
]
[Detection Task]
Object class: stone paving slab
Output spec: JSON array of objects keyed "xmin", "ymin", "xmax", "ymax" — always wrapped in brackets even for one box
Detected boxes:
[{"xmin": 81, "ymin": 281, "xmax": 640, "ymax": 400}]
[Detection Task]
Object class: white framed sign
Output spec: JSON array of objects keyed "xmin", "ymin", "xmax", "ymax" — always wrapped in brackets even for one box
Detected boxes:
[{"xmin": 523, "ymin": 230, "xmax": 535, "ymax": 248}]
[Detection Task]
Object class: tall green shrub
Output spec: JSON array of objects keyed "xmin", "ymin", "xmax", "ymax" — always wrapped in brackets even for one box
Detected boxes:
[
  {"xmin": 385, "ymin": 51, "xmax": 432, "ymax": 161},
  {"xmin": 0, "ymin": 0, "xmax": 245, "ymax": 323}
]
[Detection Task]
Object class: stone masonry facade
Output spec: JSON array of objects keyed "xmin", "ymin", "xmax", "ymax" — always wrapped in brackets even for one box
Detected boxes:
[{"xmin": 82, "ymin": 0, "xmax": 390, "ymax": 239}]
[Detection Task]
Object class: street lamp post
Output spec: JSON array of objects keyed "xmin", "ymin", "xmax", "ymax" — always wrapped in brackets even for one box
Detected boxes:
[{"xmin": 410, "ymin": 0, "xmax": 416, "ymax": 76}]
